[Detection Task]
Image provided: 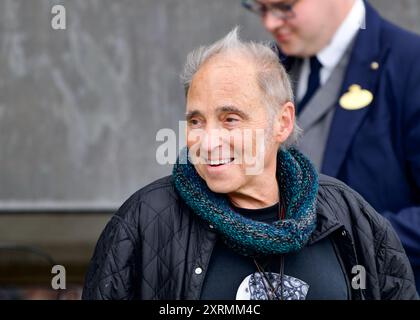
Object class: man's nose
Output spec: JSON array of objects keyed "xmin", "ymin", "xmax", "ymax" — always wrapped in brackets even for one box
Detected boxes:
[
  {"xmin": 201, "ymin": 129, "xmax": 223, "ymax": 155},
  {"xmin": 262, "ymin": 12, "xmax": 285, "ymax": 33}
]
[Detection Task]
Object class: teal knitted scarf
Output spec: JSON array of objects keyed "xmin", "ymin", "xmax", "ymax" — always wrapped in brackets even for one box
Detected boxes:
[{"xmin": 172, "ymin": 147, "xmax": 318, "ymax": 257}]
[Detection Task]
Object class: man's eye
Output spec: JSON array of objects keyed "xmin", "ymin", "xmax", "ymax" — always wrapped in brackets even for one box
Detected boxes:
[
  {"xmin": 225, "ymin": 117, "xmax": 240, "ymax": 124},
  {"xmin": 258, "ymin": 4, "xmax": 268, "ymax": 14},
  {"xmin": 188, "ymin": 118, "xmax": 202, "ymax": 127}
]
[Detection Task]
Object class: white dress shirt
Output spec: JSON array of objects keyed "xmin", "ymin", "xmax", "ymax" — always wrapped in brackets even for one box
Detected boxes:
[{"xmin": 297, "ymin": 0, "xmax": 366, "ymax": 102}]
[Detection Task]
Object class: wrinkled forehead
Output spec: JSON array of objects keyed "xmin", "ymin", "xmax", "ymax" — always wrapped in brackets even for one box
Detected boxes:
[
  {"xmin": 187, "ymin": 54, "xmax": 262, "ymax": 107},
  {"xmin": 199, "ymin": 52, "xmax": 257, "ymax": 76}
]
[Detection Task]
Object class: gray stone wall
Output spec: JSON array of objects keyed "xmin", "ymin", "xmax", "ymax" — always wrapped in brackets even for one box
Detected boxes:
[{"xmin": 1, "ymin": 0, "xmax": 418, "ymax": 210}]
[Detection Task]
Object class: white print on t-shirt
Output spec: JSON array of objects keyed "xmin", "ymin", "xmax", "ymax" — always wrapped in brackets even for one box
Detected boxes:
[{"xmin": 236, "ymin": 272, "xmax": 309, "ymax": 300}]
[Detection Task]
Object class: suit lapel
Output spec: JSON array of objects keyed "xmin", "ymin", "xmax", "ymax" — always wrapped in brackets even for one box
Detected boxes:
[
  {"xmin": 299, "ymin": 46, "xmax": 352, "ymax": 130},
  {"xmin": 321, "ymin": 2, "xmax": 387, "ymax": 177}
]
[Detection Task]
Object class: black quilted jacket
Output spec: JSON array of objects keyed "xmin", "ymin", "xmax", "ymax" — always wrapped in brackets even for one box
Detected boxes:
[{"xmin": 82, "ymin": 174, "xmax": 418, "ymax": 300}]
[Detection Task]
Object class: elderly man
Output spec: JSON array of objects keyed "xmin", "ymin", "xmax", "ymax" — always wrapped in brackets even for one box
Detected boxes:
[
  {"xmin": 82, "ymin": 29, "xmax": 417, "ymax": 300},
  {"xmin": 242, "ymin": 0, "xmax": 420, "ymax": 290}
]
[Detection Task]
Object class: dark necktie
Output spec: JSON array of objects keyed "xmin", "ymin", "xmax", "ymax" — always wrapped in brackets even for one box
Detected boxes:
[{"xmin": 297, "ymin": 56, "xmax": 322, "ymax": 115}]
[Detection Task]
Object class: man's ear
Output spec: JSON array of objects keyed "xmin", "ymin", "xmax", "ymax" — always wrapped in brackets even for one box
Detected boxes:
[{"xmin": 273, "ymin": 102, "xmax": 295, "ymax": 144}]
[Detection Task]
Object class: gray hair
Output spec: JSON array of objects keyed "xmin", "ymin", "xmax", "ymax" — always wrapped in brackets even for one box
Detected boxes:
[{"xmin": 180, "ymin": 26, "xmax": 301, "ymax": 148}]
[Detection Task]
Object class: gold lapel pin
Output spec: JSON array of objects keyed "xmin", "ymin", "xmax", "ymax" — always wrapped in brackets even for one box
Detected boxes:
[
  {"xmin": 339, "ymin": 85, "xmax": 373, "ymax": 110},
  {"xmin": 370, "ymin": 61, "xmax": 379, "ymax": 70}
]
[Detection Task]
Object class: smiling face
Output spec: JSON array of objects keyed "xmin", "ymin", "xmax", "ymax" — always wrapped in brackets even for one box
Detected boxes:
[
  {"xmin": 185, "ymin": 52, "xmax": 294, "ymax": 204},
  {"xmin": 260, "ymin": 0, "xmax": 351, "ymax": 57}
]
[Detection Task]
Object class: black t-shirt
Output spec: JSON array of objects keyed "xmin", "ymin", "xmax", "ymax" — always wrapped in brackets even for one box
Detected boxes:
[{"xmin": 200, "ymin": 203, "xmax": 350, "ymax": 300}]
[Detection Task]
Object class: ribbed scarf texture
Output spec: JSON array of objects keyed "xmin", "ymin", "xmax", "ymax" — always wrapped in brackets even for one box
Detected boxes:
[{"xmin": 172, "ymin": 147, "xmax": 318, "ymax": 257}]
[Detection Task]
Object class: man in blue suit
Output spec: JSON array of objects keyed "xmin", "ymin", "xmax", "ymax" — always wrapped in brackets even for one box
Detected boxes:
[{"xmin": 242, "ymin": 0, "xmax": 420, "ymax": 291}]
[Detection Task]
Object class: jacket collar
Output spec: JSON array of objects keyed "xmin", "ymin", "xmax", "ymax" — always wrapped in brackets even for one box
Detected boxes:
[
  {"xmin": 309, "ymin": 198, "xmax": 343, "ymax": 245},
  {"xmin": 308, "ymin": 175, "xmax": 353, "ymax": 245}
]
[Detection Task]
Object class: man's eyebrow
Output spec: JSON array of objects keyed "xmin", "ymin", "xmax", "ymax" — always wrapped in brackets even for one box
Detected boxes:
[
  {"xmin": 185, "ymin": 106, "xmax": 250, "ymax": 120},
  {"xmin": 217, "ymin": 105, "xmax": 250, "ymax": 120},
  {"xmin": 185, "ymin": 110, "xmax": 203, "ymax": 120}
]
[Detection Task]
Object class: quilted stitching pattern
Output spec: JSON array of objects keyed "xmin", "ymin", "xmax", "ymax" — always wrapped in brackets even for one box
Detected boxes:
[{"xmin": 82, "ymin": 175, "xmax": 418, "ymax": 300}]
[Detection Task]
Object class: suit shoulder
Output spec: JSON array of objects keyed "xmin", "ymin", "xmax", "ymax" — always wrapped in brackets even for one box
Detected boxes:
[{"xmin": 380, "ymin": 18, "xmax": 420, "ymax": 57}]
